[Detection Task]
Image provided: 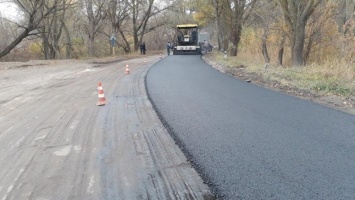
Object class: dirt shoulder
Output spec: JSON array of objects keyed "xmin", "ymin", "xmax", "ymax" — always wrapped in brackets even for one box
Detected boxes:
[
  {"xmin": 202, "ymin": 55, "xmax": 355, "ymax": 116},
  {"xmin": 0, "ymin": 57, "xmax": 214, "ymax": 200}
]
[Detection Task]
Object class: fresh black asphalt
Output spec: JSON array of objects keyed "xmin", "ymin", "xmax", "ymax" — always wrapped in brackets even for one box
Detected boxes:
[{"xmin": 145, "ymin": 55, "xmax": 355, "ymax": 199}]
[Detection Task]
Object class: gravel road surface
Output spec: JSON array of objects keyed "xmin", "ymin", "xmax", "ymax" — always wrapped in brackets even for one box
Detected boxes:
[
  {"xmin": 146, "ymin": 55, "xmax": 355, "ymax": 199},
  {"xmin": 0, "ymin": 57, "xmax": 213, "ymax": 200}
]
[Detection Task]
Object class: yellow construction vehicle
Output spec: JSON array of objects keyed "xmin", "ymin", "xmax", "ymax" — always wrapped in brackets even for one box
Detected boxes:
[{"xmin": 173, "ymin": 24, "xmax": 201, "ymax": 55}]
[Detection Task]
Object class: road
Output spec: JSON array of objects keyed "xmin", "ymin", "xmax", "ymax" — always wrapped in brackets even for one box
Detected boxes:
[
  {"xmin": 0, "ymin": 58, "xmax": 213, "ymax": 200},
  {"xmin": 146, "ymin": 55, "xmax": 355, "ymax": 199}
]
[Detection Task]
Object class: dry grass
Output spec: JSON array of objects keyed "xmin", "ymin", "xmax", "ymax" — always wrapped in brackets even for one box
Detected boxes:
[{"xmin": 209, "ymin": 51, "xmax": 355, "ymax": 97}]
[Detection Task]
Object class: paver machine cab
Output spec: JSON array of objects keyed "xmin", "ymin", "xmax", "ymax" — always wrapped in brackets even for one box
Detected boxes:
[{"xmin": 173, "ymin": 24, "xmax": 201, "ymax": 55}]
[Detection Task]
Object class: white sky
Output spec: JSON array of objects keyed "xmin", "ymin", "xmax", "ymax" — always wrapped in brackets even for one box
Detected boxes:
[{"xmin": 0, "ymin": 1, "xmax": 19, "ymax": 20}]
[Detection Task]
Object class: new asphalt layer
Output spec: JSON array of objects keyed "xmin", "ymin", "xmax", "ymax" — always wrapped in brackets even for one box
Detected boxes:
[{"xmin": 146, "ymin": 55, "xmax": 355, "ymax": 199}]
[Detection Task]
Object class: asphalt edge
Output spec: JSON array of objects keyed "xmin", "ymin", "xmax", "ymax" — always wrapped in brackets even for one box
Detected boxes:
[{"xmin": 144, "ymin": 57, "xmax": 222, "ymax": 200}]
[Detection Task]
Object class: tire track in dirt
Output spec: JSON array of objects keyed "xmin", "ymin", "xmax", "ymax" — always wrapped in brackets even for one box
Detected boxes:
[{"xmin": 0, "ymin": 57, "xmax": 213, "ymax": 200}]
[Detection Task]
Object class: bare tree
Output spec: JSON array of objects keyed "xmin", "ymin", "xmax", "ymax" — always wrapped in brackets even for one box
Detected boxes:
[
  {"xmin": 336, "ymin": 0, "xmax": 355, "ymax": 33},
  {"xmin": 211, "ymin": 0, "xmax": 229, "ymax": 52},
  {"xmin": 40, "ymin": 0, "xmax": 77, "ymax": 59},
  {"xmin": 227, "ymin": 0, "xmax": 257, "ymax": 56},
  {"xmin": 210, "ymin": 0, "xmax": 257, "ymax": 56},
  {"xmin": 129, "ymin": 0, "xmax": 171, "ymax": 52},
  {"xmin": 250, "ymin": 0, "xmax": 289, "ymax": 65},
  {"xmin": 0, "ymin": 0, "xmax": 64, "ymax": 59},
  {"xmin": 0, "ymin": 12, "xmax": 14, "ymax": 51},
  {"xmin": 105, "ymin": 0, "xmax": 131, "ymax": 53},
  {"xmin": 278, "ymin": 0, "xmax": 322, "ymax": 66},
  {"xmin": 82, "ymin": 0, "xmax": 107, "ymax": 57},
  {"xmin": 250, "ymin": 1, "xmax": 277, "ymax": 64}
]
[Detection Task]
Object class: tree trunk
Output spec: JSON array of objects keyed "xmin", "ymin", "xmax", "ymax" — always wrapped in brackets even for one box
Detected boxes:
[
  {"xmin": 279, "ymin": 0, "xmax": 321, "ymax": 66},
  {"xmin": 304, "ymin": 33, "xmax": 314, "ymax": 65},
  {"xmin": 277, "ymin": 34, "xmax": 285, "ymax": 66},
  {"xmin": 51, "ymin": 8, "xmax": 59, "ymax": 59},
  {"xmin": 118, "ymin": 29, "xmax": 131, "ymax": 53},
  {"xmin": 229, "ymin": 24, "xmax": 242, "ymax": 56},
  {"xmin": 131, "ymin": 0, "xmax": 154, "ymax": 52},
  {"xmin": 133, "ymin": 30, "xmax": 138, "ymax": 52},
  {"xmin": 213, "ymin": 0, "xmax": 223, "ymax": 51},
  {"xmin": 131, "ymin": 0, "xmax": 138, "ymax": 51},
  {"xmin": 227, "ymin": 0, "xmax": 255, "ymax": 56},
  {"xmin": 261, "ymin": 28, "xmax": 270, "ymax": 63},
  {"xmin": 41, "ymin": 26, "xmax": 50, "ymax": 60},
  {"xmin": 87, "ymin": 0, "xmax": 95, "ymax": 57},
  {"xmin": 62, "ymin": 21, "xmax": 71, "ymax": 59},
  {"xmin": 291, "ymin": 22, "xmax": 306, "ymax": 66},
  {"xmin": 278, "ymin": 47, "xmax": 284, "ymax": 66}
]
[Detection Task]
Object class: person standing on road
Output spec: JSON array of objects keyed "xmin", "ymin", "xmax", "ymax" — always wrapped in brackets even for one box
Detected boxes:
[
  {"xmin": 142, "ymin": 42, "xmax": 146, "ymax": 54},
  {"xmin": 203, "ymin": 40, "xmax": 209, "ymax": 54},
  {"xmin": 166, "ymin": 42, "xmax": 171, "ymax": 55},
  {"xmin": 140, "ymin": 43, "xmax": 144, "ymax": 55}
]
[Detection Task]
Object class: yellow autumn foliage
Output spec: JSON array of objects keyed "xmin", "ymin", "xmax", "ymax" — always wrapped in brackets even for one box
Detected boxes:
[
  {"xmin": 190, "ymin": 0, "xmax": 214, "ymax": 27},
  {"xmin": 28, "ymin": 42, "xmax": 42, "ymax": 55},
  {"xmin": 214, "ymin": 1, "xmax": 355, "ymax": 97}
]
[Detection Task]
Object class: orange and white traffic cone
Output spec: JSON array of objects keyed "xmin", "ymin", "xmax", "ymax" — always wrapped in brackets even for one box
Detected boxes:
[
  {"xmin": 125, "ymin": 64, "xmax": 130, "ymax": 74},
  {"xmin": 159, "ymin": 53, "xmax": 162, "ymax": 59},
  {"xmin": 144, "ymin": 59, "xmax": 147, "ymax": 63},
  {"xmin": 97, "ymin": 82, "xmax": 107, "ymax": 106}
]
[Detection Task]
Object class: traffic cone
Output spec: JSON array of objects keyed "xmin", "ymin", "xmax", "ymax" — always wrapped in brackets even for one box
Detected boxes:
[
  {"xmin": 97, "ymin": 82, "xmax": 107, "ymax": 106},
  {"xmin": 144, "ymin": 59, "xmax": 147, "ymax": 63},
  {"xmin": 125, "ymin": 64, "xmax": 130, "ymax": 74},
  {"xmin": 160, "ymin": 54, "xmax": 162, "ymax": 59}
]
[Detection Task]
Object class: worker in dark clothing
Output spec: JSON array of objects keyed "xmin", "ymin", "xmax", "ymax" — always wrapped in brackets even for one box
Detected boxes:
[
  {"xmin": 140, "ymin": 43, "xmax": 144, "ymax": 55},
  {"xmin": 142, "ymin": 42, "xmax": 146, "ymax": 54}
]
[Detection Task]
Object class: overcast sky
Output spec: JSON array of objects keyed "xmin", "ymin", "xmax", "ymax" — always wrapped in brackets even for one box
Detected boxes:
[{"xmin": 0, "ymin": 1, "xmax": 18, "ymax": 20}]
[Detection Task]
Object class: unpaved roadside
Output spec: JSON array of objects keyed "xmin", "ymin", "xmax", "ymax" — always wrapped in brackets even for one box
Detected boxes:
[{"xmin": 0, "ymin": 57, "xmax": 214, "ymax": 200}]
